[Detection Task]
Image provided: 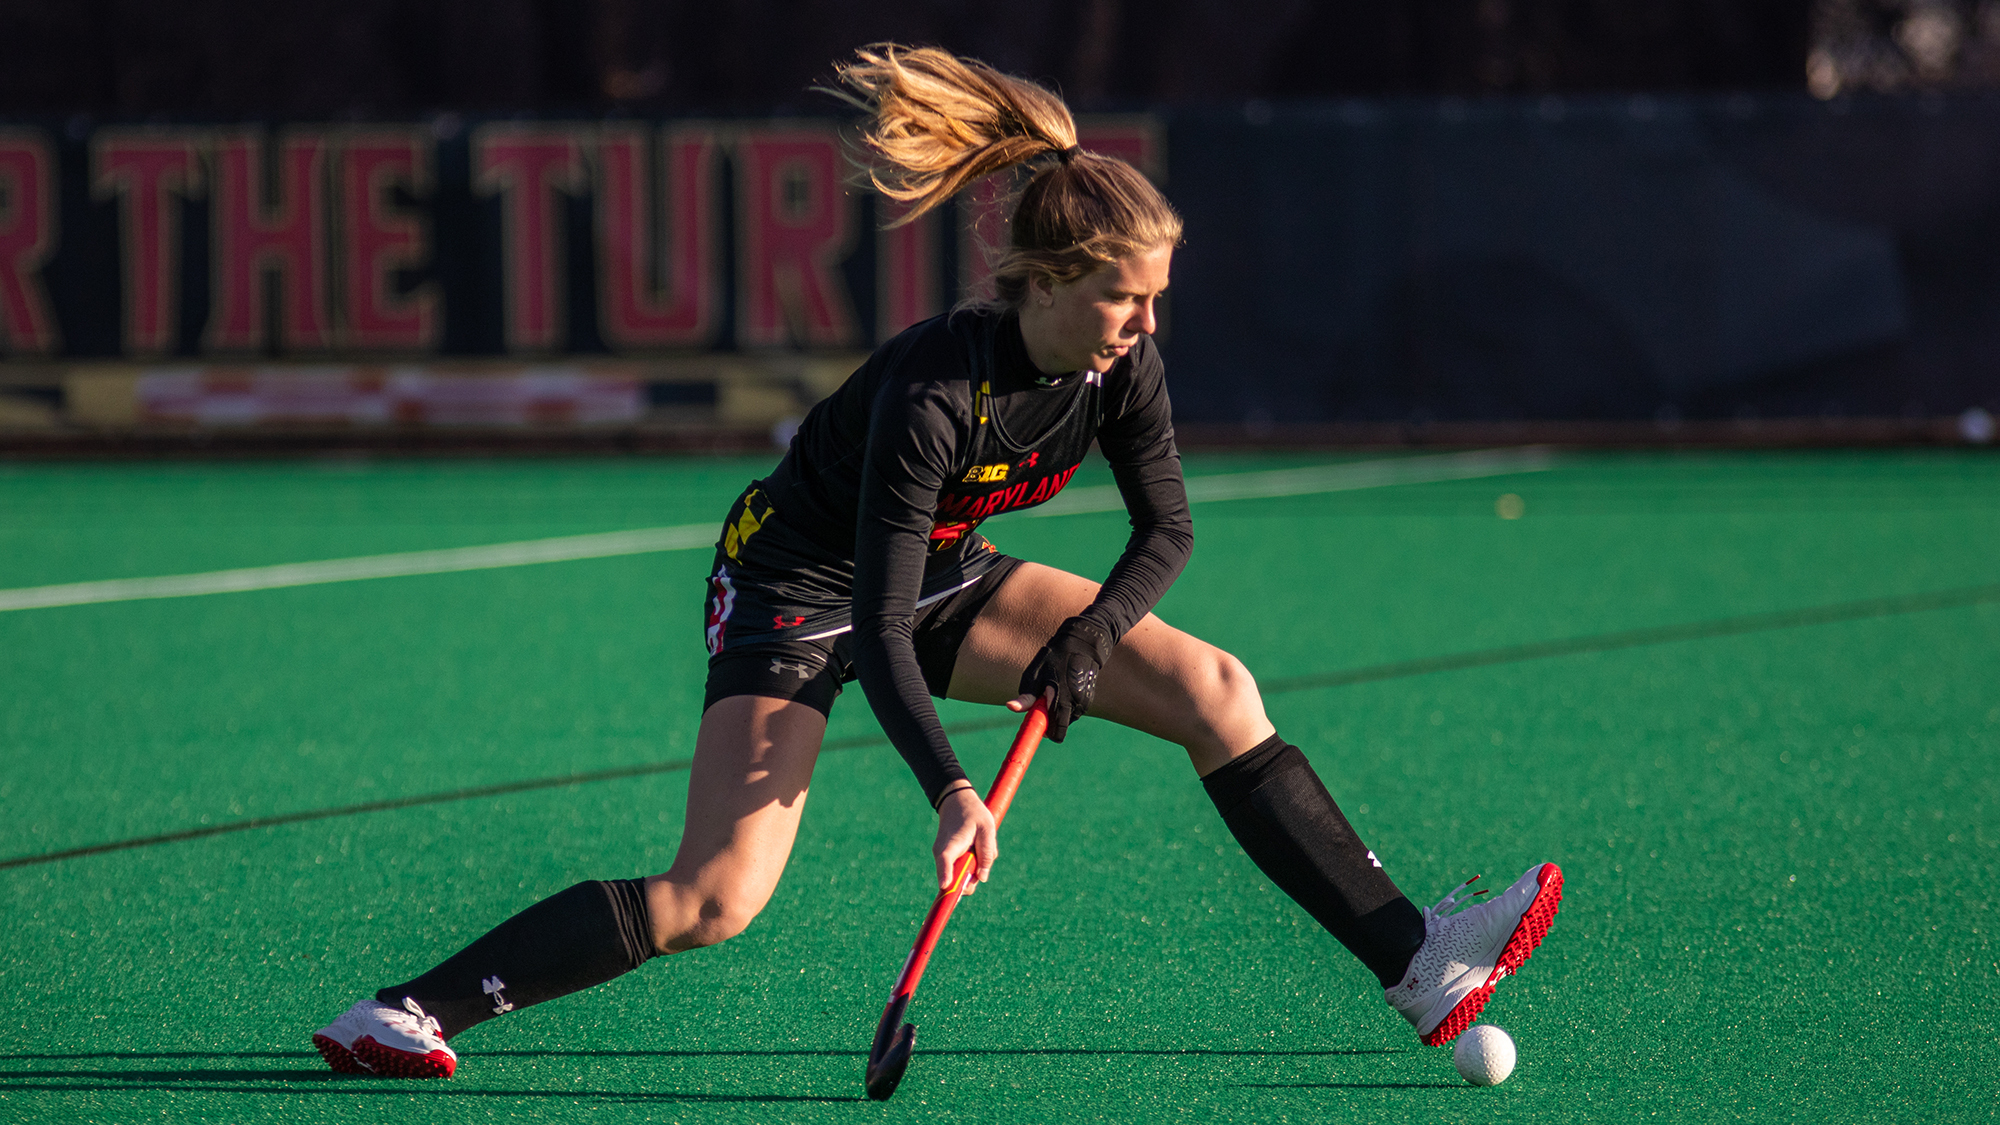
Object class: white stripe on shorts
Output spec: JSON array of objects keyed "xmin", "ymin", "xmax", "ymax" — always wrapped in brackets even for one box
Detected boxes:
[{"xmin": 790, "ymin": 569, "xmax": 991, "ymax": 642}]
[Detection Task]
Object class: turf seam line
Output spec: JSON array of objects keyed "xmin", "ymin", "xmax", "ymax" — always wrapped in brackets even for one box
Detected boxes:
[
  {"xmin": 1262, "ymin": 581, "xmax": 2000, "ymax": 694},
  {"xmin": 0, "ymin": 719, "xmax": 1016, "ymax": 871},
  {"xmin": 6, "ymin": 579, "xmax": 1992, "ymax": 872},
  {"xmin": 1027, "ymin": 445, "xmax": 1554, "ymax": 516},
  {"xmin": 0, "ymin": 448, "xmax": 1554, "ymax": 613}
]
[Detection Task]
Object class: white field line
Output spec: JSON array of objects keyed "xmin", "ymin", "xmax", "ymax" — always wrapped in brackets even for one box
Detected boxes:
[
  {"xmin": 0, "ymin": 447, "xmax": 1555, "ymax": 613},
  {"xmin": 1029, "ymin": 444, "xmax": 1556, "ymax": 516},
  {"xmin": 0, "ymin": 525, "xmax": 720, "ymax": 613}
]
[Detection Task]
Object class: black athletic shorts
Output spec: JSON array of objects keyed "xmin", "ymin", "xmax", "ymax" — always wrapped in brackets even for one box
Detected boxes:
[{"xmin": 701, "ymin": 483, "xmax": 1024, "ymax": 717}]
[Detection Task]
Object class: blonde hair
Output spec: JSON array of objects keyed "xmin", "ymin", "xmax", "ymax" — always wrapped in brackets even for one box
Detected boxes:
[{"xmin": 829, "ymin": 44, "xmax": 1182, "ymax": 306}]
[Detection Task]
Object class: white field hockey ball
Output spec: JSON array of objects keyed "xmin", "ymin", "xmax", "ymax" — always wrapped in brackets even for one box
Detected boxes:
[{"xmin": 1452, "ymin": 1023, "xmax": 1517, "ymax": 1086}]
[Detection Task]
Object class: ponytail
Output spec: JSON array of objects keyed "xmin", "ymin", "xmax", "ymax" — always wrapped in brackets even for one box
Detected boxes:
[{"xmin": 830, "ymin": 44, "xmax": 1183, "ymax": 306}]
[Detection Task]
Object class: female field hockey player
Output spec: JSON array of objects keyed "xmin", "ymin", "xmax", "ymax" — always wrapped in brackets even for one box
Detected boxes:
[{"xmin": 312, "ymin": 45, "xmax": 1561, "ymax": 1078}]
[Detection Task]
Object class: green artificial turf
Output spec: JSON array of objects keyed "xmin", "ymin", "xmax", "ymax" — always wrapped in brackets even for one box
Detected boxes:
[{"xmin": 1, "ymin": 451, "xmax": 1995, "ymax": 1123}]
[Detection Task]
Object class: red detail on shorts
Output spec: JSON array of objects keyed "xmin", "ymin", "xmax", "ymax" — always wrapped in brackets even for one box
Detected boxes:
[
  {"xmin": 774, "ymin": 614, "xmax": 805, "ymax": 628},
  {"xmin": 1421, "ymin": 863, "xmax": 1563, "ymax": 1047},
  {"xmin": 352, "ymin": 1035, "xmax": 456, "ymax": 1079},
  {"xmin": 313, "ymin": 1033, "xmax": 371, "ymax": 1075},
  {"xmin": 704, "ymin": 567, "xmax": 737, "ymax": 654}
]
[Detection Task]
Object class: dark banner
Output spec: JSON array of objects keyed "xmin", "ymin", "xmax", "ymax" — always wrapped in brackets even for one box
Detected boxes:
[
  {"xmin": 1166, "ymin": 94, "xmax": 2000, "ymax": 424},
  {"xmin": 1, "ymin": 97, "xmax": 1997, "ymax": 423}
]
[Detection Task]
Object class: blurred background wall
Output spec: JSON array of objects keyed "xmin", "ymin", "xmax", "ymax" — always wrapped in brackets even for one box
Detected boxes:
[
  {"xmin": 1, "ymin": 0, "xmax": 1995, "ymax": 448},
  {"xmin": 0, "ymin": 0, "xmax": 1820, "ymax": 115}
]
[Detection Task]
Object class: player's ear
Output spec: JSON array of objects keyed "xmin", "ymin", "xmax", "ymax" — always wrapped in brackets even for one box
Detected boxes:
[{"xmin": 1029, "ymin": 273, "xmax": 1056, "ymax": 308}]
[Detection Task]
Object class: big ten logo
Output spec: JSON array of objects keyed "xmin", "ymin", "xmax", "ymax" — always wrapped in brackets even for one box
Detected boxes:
[{"xmin": 963, "ymin": 462, "xmax": 1010, "ymax": 484}]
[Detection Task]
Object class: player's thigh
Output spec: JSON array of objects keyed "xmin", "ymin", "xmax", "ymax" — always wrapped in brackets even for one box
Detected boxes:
[
  {"xmin": 645, "ymin": 693, "xmax": 826, "ymax": 951},
  {"xmin": 946, "ymin": 561, "xmax": 1273, "ymax": 771}
]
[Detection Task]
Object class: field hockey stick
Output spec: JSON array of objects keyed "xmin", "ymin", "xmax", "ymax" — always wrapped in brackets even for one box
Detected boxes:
[{"xmin": 864, "ymin": 698, "xmax": 1051, "ymax": 1102}]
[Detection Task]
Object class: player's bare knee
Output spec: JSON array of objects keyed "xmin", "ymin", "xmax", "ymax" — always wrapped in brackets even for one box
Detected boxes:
[
  {"xmin": 697, "ymin": 894, "xmax": 766, "ymax": 946},
  {"xmin": 666, "ymin": 893, "xmax": 765, "ymax": 951},
  {"xmin": 1178, "ymin": 646, "xmax": 1269, "ymax": 758},
  {"xmin": 1194, "ymin": 646, "xmax": 1263, "ymax": 717},
  {"xmin": 644, "ymin": 875, "xmax": 769, "ymax": 953}
]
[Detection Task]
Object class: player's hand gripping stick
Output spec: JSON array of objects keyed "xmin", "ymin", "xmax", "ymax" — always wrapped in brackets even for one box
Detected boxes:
[{"xmin": 864, "ymin": 700, "xmax": 1050, "ymax": 1101}]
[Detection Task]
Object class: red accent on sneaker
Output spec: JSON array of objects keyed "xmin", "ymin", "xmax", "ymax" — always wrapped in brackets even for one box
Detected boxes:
[
  {"xmin": 1420, "ymin": 863, "xmax": 1563, "ymax": 1047},
  {"xmin": 312, "ymin": 1033, "xmax": 371, "ymax": 1075},
  {"xmin": 352, "ymin": 1035, "xmax": 457, "ymax": 1079}
]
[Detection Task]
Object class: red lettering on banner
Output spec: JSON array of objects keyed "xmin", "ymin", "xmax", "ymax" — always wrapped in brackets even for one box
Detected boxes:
[
  {"xmin": 877, "ymin": 199, "xmax": 939, "ymax": 337},
  {"xmin": 734, "ymin": 127, "xmax": 858, "ymax": 348},
  {"xmin": 92, "ymin": 132, "xmax": 204, "ymax": 356},
  {"xmin": 338, "ymin": 128, "xmax": 438, "ymax": 351},
  {"xmin": 208, "ymin": 130, "xmax": 333, "ymax": 351},
  {"xmin": 959, "ymin": 117, "xmax": 1164, "ymax": 303},
  {"xmin": 0, "ymin": 131, "xmax": 58, "ymax": 355},
  {"xmin": 595, "ymin": 124, "xmax": 718, "ymax": 349},
  {"xmin": 474, "ymin": 125, "xmax": 586, "ymax": 353}
]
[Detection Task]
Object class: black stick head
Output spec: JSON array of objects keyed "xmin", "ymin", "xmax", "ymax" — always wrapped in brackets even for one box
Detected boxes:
[{"xmin": 864, "ymin": 1022, "xmax": 916, "ymax": 1101}]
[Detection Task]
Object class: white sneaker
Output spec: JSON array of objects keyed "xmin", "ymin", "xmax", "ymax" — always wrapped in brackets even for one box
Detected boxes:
[
  {"xmin": 312, "ymin": 997, "xmax": 458, "ymax": 1078},
  {"xmin": 1385, "ymin": 862, "xmax": 1562, "ymax": 1046}
]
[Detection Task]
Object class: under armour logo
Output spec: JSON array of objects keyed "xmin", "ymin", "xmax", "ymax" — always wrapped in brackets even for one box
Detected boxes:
[
  {"xmin": 1367, "ymin": 850, "xmax": 1381, "ymax": 869},
  {"xmin": 770, "ymin": 658, "xmax": 816, "ymax": 680},
  {"xmin": 773, "ymin": 614, "xmax": 805, "ymax": 628},
  {"xmin": 481, "ymin": 975, "xmax": 513, "ymax": 1014},
  {"xmin": 1018, "ymin": 452, "xmax": 1039, "ymax": 469}
]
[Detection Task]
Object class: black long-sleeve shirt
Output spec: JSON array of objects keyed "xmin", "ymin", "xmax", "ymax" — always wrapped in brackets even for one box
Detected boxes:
[{"xmin": 758, "ymin": 307, "xmax": 1192, "ymax": 803}]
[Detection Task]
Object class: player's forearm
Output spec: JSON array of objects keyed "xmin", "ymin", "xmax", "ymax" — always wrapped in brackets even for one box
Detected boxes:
[
  {"xmin": 1079, "ymin": 459, "xmax": 1192, "ymax": 639},
  {"xmin": 851, "ymin": 617, "xmax": 969, "ymax": 807},
  {"xmin": 852, "ymin": 520, "xmax": 969, "ymax": 806},
  {"xmin": 1080, "ymin": 516, "xmax": 1192, "ymax": 640}
]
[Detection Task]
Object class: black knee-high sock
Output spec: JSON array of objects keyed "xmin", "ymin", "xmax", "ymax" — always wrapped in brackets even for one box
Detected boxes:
[
  {"xmin": 1203, "ymin": 735, "xmax": 1426, "ymax": 988},
  {"xmin": 376, "ymin": 879, "xmax": 656, "ymax": 1039}
]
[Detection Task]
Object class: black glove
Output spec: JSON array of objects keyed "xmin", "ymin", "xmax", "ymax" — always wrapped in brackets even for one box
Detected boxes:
[{"xmin": 1019, "ymin": 616, "xmax": 1115, "ymax": 742}]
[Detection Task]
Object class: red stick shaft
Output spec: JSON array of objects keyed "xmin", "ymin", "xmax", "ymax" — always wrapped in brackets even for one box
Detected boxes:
[{"xmin": 887, "ymin": 702, "xmax": 1049, "ymax": 1001}]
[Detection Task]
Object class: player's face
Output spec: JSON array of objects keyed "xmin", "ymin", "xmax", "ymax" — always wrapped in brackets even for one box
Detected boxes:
[{"xmin": 1028, "ymin": 242, "xmax": 1173, "ymax": 376}]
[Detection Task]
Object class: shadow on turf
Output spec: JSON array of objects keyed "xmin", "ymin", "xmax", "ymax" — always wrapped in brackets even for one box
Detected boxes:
[
  {"xmin": 0, "ymin": 1079, "xmax": 864, "ymax": 1102},
  {"xmin": 1235, "ymin": 1081, "xmax": 1461, "ymax": 1090},
  {"xmin": 0, "ymin": 1051, "xmax": 313, "ymax": 1061},
  {"xmin": 476, "ymin": 1040, "xmax": 1400, "ymax": 1048},
  {"xmin": 1, "ymin": 1047, "xmax": 1404, "ymax": 1101},
  {"xmin": 1, "ymin": 1069, "xmax": 345, "ymax": 1083},
  {"xmin": 3, "ymin": 1047, "xmax": 1400, "ymax": 1062}
]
